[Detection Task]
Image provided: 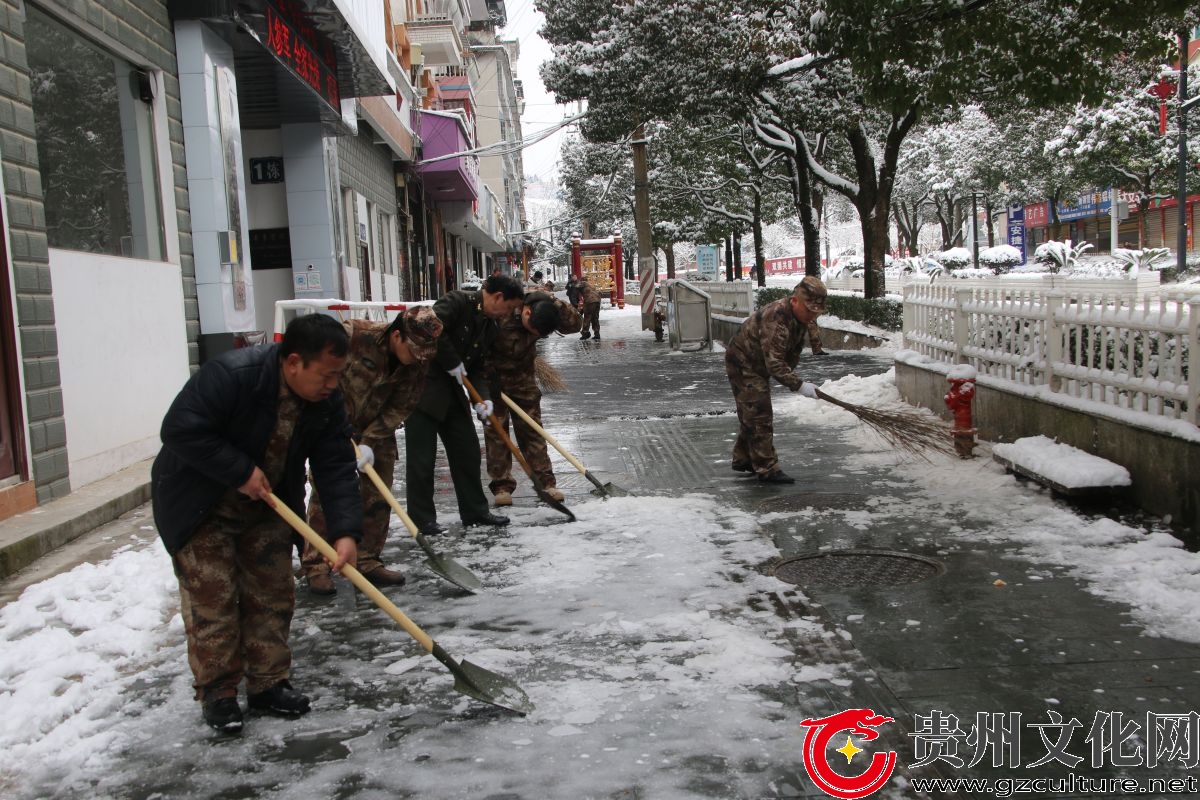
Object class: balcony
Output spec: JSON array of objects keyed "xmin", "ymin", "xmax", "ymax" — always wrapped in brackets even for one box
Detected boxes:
[
  {"xmin": 416, "ymin": 110, "xmax": 478, "ymax": 201},
  {"xmin": 404, "ymin": 11, "xmax": 466, "ymax": 67}
]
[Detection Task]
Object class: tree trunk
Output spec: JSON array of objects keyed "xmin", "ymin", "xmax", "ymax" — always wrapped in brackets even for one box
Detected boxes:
[
  {"xmin": 1048, "ymin": 188, "xmax": 1064, "ymax": 240},
  {"xmin": 892, "ymin": 198, "xmax": 921, "ymax": 256},
  {"xmin": 786, "ymin": 156, "xmax": 822, "ymax": 277},
  {"xmin": 1137, "ymin": 197, "xmax": 1149, "ymax": 249},
  {"xmin": 753, "ymin": 191, "xmax": 766, "ymax": 287},
  {"xmin": 665, "ymin": 242, "xmax": 676, "ymax": 279}
]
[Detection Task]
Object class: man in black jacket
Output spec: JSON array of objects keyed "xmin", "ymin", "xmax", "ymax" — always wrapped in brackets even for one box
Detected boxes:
[
  {"xmin": 152, "ymin": 313, "xmax": 363, "ymax": 734},
  {"xmin": 405, "ymin": 274, "xmax": 524, "ymax": 535}
]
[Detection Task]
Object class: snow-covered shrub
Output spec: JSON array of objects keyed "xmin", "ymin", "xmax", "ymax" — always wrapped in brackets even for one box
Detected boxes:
[
  {"xmin": 1033, "ymin": 239, "xmax": 1092, "ymax": 273},
  {"xmin": 978, "ymin": 244, "xmax": 1023, "ymax": 274},
  {"xmin": 949, "ymin": 268, "xmax": 995, "ymax": 279},
  {"xmin": 889, "ymin": 256, "xmax": 926, "ymax": 275},
  {"xmin": 931, "ymin": 247, "xmax": 973, "ymax": 269},
  {"xmin": 1111, "ymin": 247, "xmax": 1172, "ymax": 275}
]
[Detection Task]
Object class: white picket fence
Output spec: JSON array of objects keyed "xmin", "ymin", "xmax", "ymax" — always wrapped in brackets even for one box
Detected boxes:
[
  {"xmin": 824, "ymin": 270, "xmax": 1163, "ymax": 297},
  {"xmin": 903, "ymin": 284, "xmax": 1200, "ymax": 425}
]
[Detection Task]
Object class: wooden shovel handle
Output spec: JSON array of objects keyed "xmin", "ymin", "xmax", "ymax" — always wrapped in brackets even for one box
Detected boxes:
[
  {"xmin": 266, "ymin": 492, "xmax": 434, "ymax": 652},
  {"xmin": 351, "ymin": 441, "xmax": 420, "ymax": 539},
  {"xmin": 462, "ymin": 376, "xmax": 536, "ymax": 479},
  {"xmin": 498, "ymin": 392, "xmax": 589, "ymax": 477}
]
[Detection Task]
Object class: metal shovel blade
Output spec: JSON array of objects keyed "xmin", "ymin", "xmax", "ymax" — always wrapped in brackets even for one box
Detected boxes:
[
  {"xmin": 534, "ymin": 485, "xmax": 576, "ymax": 521},
  {"xmin": 583, "ymin": 470, "xmax": 628, "ymax": 497},
  {"xmin": 416, "ymin": 534, "xmax": 482, "ymax": 593},
  {"xmin": 432, "ymin": 643, "xmax": 534, "ymax": 715},
  {"xmin": 453, "ymin": 659, "xmax": 535, "ymax": 715}
]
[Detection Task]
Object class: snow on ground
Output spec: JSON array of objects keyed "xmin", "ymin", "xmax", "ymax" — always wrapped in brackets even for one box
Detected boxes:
[
  {"xmin": 769, "ymin": 368, "xmax": 1200, "ymax": 647},
  {"xmin": 1, "ymin": 301, "xmax": 1197, "ymax": 797},
  {"xmin": 0, "ymin": 487, "xmax": 853, "ymax": 798}
]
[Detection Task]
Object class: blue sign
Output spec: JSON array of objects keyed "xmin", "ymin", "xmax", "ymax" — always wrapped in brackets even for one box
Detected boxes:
[
  {"xmin": 696, "ymin": 245, "xmax": 719, "ymax": 280},
  {"xmin": 1056, "ymin": 191, "xmax": 1111, "ymax": 222},
  {"xmin": 1007, "ymin": 205, "xmax": 1026, "ymax": 264}
]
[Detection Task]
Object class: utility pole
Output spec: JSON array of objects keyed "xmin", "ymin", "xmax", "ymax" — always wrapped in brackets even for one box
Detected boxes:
[
  {"xmin": 1178, "ymin": 30, "xmax": 1191, "ymax": 275},
  {"xmin": 631, "ymin": 123, "xmax": 656, "ymax": 331}
]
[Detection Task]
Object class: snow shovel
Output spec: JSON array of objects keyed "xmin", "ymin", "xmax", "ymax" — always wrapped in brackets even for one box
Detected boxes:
[
  {"xmin": 267, "ymin": 493, "xmax": 533, "ymax": 715},
  {"xmin": 498, "ymin": 392, "xmax": 627, "ymax": 498},
  {"xmin": 462, "ymin": 377, "xmax": 576, "ymax": 522},
  {"xmin": 352, "ymin": 441, "xmax": 482, "ymax": 594}
]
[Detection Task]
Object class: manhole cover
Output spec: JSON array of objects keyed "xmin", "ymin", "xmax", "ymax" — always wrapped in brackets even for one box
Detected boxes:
[
  {"xmin": 772, "ymin": 549, "xmax": 944, "ymax": 587},
  {"xmin": 757, "ymin": 494, "xmax": 879, "ymax": 512}
]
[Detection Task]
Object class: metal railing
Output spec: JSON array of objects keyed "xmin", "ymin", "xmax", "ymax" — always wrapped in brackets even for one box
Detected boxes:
[{"xmin": 902, "ymin": 283, "xmax": 1200, "ymax": 425}]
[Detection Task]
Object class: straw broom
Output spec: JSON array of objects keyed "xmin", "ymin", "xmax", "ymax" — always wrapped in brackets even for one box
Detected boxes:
[
  {"xmin": 814, "ymin": 388, "xmax": 958, "ymax": 460},
  {"xmin": 534, "ymin": 356, "xmax": 570, "ymax": 393}
]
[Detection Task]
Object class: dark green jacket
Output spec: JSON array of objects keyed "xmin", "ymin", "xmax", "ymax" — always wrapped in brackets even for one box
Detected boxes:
[{"xmin": 417, "ymin": 290, "xmax": 498, "ymax": 419}]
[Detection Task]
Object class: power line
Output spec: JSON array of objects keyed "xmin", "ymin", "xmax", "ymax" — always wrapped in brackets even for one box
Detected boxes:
[{"xmin": 416, "ymin": 111, "xmax": 585, "ymax": 166}]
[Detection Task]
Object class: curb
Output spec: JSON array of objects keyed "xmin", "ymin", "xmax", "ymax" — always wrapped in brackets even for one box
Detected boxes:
[{"xmin": 0, "ymin": 458, "xmax": 153, "ymax": 579}]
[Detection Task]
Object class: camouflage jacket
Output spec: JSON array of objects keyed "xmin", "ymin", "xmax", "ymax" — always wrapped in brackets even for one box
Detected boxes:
[
  {"xmin": 488, "ymin": 295, "xmax": 581, "ymax": 388},
  {"xmin": 579, "ymin": 280, "xmax": 601, "ymax": 305},
  {"xmin": 726, "ymin": 296, "xmax": 810, "ymax": 390},
  {"xmin": 340, "ymin": 319, "xmax": 429, "ymax": 444}
]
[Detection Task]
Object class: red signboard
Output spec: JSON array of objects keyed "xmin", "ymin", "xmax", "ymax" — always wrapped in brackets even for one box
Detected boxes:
[
  {"xmin": 1024, "ymin": 202, "xmax": 1049, "ymax": 228},
  {"xmin": 265, "ymin": 2, "xmax": 341, "ymax": 111}
]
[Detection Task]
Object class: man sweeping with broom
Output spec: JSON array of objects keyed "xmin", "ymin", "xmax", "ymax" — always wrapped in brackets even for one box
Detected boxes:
[
  {"xmin": 725, "ymin": 276, "xmax": 828, "ymax": 484},
  {"xmin": 485, "ymin": 291, "xmax": 581, "ymax": 507}
]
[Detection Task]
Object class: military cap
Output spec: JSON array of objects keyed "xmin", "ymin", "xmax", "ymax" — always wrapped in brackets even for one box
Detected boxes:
[{"xmin": 401, "ymin": 306, "xmax": 443, "ymax": 360}]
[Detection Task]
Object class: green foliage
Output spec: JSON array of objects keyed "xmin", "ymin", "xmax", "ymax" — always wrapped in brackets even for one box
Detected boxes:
[
  {"xmin": 755, "ymin": 287, "xmax": 791, "ymax": 309},
  {"xmin": 754, "ymin": 287, "xmax": 901, "ymax": 330},
  {"xmin": 831, "ymin": 296, "xmax": 904, "ymax": 332}
]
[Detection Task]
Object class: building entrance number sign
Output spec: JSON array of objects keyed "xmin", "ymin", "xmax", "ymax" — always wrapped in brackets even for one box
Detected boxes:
[{"xmin": 250, "ymin": 157, "xmax": 285, "ymax": 184}]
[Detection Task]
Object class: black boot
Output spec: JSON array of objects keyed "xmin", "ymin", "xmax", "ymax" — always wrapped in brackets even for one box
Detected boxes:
[
  {"xmin": 463, "ymin": 512, "xmax": 510, "ymax": 527},
  {"xmin": 758, "ymin": 470, "xmax": 796, "ymax": 484},
  {"xmin": 202, "ymin": 696, "xmax": 244, "ymax": 733},
  {"xmin": 248, "ymin": 680, "xmax": 311, "ymax": 717},
  {"xmin": 731, "ymin": 460, "xmax": 753, "ymax": 473},
  {"xmin": 417, "ymin": 520, "xmax": 446, "ymax": 536}
]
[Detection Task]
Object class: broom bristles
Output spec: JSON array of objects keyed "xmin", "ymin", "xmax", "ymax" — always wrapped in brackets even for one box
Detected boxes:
[
  {"xmin": 815, "ymin": 389, "xmax": 958, "ymax": 460},
  {"xmin": 534, "ymin": 356, "xmax": 570, "ymax": 393}
]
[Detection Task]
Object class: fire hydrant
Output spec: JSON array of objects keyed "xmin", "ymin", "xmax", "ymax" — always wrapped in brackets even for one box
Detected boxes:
[{"xmin": 944, "ymin": 365, "xmax": 977, "ymax": 459}]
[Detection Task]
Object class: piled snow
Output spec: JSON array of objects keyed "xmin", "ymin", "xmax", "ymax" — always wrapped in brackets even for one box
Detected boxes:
[{"xmin": 992, "ymin": 435, "xmax": 1131, "ymax": 489}]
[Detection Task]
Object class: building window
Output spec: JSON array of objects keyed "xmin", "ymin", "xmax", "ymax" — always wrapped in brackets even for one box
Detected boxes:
[{"xmin": 27, "ymin": 5, "xmax": 164, "ymax": 259}]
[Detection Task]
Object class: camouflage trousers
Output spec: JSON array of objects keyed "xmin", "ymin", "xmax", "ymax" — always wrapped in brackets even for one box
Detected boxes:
[
  {"xmin": 173, "ymin": 501, "xmax": 295, "ymax": 700},
  {"xmin": 725, "ymin": 354, "xmax": 780, "ymax": 477},
  {"xmin": 581, "ymin": 302, "xmax": 601, "ymax": 337},
  {"xmin": 485, "ymin": 385, "xmax": 556, "ymax": 495},
  {"xmin": 304, "ymin": 434, "xmax": 398, "ymax": 577}
]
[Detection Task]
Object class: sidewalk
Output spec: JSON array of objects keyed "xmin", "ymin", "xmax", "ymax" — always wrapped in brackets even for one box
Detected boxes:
[
  {"xmin": 2, "ymin": 307, "xmax": 1199, "ymax": 799},
  {"xmin": 0, "ymin": 456, "xmax": 151, "ymax": 584}
]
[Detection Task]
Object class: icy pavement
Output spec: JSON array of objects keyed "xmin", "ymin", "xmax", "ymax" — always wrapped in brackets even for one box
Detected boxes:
[{"xmin": 2, "ymin": 305, "xmax": 1199, "ymax": 799}]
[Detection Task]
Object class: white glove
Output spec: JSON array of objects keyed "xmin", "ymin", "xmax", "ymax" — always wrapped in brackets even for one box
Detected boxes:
[
  {"xmin": 447, "ymin": 363, "xmax": 467, "ymax": 385},
  {"xmin": 798, "ymin": 381, "xmax": 819, "ymax": 399},
  {"xmin": 355, "ymin": 443, "xmax": 375, "ymax": 472},
  {"xmin": 474, "ymin": 400, "xmax": 494, "ymax": 420}
]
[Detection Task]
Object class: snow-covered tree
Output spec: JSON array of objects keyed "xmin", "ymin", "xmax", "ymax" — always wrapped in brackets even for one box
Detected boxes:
[
  {"xmin": 537, "ymin": 0, "xmax": 1198, "ymax": 297},
  {"xmin": 1045, "ymin": 58, "xmax": 1200, "ymax": 247}
]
